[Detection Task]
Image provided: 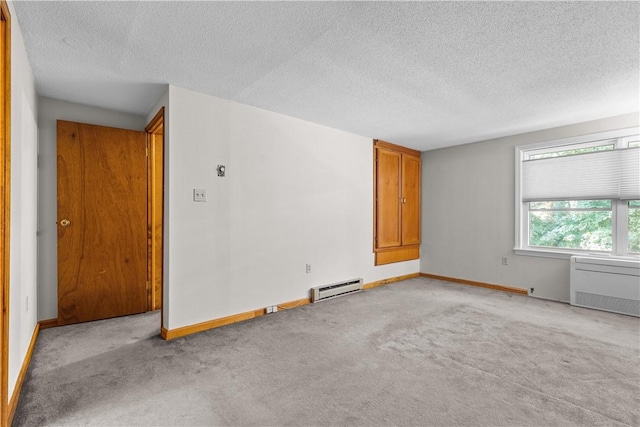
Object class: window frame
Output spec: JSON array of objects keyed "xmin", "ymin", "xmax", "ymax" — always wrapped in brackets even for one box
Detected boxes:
[
  {"xmin": 627, "ymin": 200, "xmax": 640, "ymax": 254},
  {"xmin": 525, "ymin": 139, "xmax": 616, "ymax": 160},
  {"xmin": 515, "ymin": 127, "xmax": 640, "ymax": 260}
]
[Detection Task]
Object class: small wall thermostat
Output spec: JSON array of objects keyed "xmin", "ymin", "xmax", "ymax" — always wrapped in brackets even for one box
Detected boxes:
[{"xmin": 217, "ymin": 165, "xmax": 226, "ymax": 177}]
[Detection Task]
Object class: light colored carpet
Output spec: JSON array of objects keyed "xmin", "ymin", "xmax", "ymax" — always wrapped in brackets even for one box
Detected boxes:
[{"xmin": 14, "ymin": 277, "xmax": 640, "ymax": 426}]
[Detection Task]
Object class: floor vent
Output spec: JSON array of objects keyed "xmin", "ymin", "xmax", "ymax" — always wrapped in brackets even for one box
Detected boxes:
[
  {"xmin": 311, "ymin": 278, "xmax": 363, "ymax": 303},
  {"xmin": 575, "ymin": 291, "xmax": 640, "ymax": 317}
]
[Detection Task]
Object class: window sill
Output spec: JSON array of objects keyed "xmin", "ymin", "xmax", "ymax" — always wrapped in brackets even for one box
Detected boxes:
[{"xmin": 513, "ymin": 248, "xmax": 640, "ymax": 261}]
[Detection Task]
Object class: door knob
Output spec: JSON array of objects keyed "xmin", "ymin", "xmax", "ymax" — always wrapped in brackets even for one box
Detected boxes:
[{"xmin": 60, "ymin": 219, "xmax": 71, "ymax": 227}]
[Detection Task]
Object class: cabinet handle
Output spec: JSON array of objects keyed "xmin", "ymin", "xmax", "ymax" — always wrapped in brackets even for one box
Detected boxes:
[{"xmin": 402, "ymin": 198, "xmax": 407, "ymax": 204}]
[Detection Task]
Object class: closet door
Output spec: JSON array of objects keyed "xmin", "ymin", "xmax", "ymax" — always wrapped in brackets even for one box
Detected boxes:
[
  {"xmin": 401, "ymin": 153, "xmax": 421, "ymax": 245},
  {"xmin": 375, "ymin": 147, "xmax": 402, "ymax": 248}
]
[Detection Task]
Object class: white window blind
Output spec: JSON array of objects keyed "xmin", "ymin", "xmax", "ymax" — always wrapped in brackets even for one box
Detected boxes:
[
  {"xmin": 620, "ymin": 147, "xmax": 640, "ymax": 200},
  {"xmin": 522, "ymin": 150, "xmax": 621, "ymax": 201}
]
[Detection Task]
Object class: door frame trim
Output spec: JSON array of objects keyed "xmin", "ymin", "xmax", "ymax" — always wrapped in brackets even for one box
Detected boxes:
[
  {"xmin": 145, "ymin": 108, "xmax": 164, "ymax": 320},
  {"xmin": 0, "ymin": 1, "xmax": 11, "ymax": 424}
]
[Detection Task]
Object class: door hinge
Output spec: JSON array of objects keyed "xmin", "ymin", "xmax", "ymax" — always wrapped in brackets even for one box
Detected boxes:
[
  {"xmin": 146, "ymin": 281, "xmax": 150, "ymax": 290},
  {"xmin": 146, "ymin": 146, "xmax": 149, "ymax": 157}
]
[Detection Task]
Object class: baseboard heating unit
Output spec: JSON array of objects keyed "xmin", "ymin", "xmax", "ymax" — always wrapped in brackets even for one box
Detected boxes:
[
  {"xmin": 570, "ymin": 256, "xmax": 640, "ymax": 317},
  {"xmin": 311, "ymin": 278, "xmax": 363, "ymax": 303}
]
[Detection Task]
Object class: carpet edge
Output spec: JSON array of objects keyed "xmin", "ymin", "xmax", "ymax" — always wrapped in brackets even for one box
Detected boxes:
[
  {"xmin": 8, "ymin": 322, "xmax": 39, "ymax": 425},
  {"xmin": 420, "ymin": 272, "xmax": 528, "ymax": 295}
]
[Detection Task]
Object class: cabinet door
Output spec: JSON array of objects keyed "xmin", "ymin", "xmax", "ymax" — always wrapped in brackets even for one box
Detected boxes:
[
  {"xmin": 376, "ymin": 147, "xmax": 401, "ymax": 248},
  {"xmin": 401, "ymin": 154, "xmax": 421, "ymax": 245}
]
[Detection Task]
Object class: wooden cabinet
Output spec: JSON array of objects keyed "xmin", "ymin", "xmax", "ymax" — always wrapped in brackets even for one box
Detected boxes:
[{"xmin": 374, "ymin": 140, "xmax": 421, "ymax": 265}]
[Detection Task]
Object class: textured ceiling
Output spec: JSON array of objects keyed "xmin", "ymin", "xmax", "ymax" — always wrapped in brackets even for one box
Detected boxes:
[{"xmin": 13, "ymin": 1, "xmax": 640, "ymax": 151}]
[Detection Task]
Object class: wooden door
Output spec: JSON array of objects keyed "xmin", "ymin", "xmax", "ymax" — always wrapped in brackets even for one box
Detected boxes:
[
  {"xmin": 375, "ymin": 147, "xmax": 402, "ymax": 248},
  {"xmin": 57, "ymin": 121, "xmax": 147, "ymax": 325},
  {"xmin": 401, "ymin": 154, "xmax": 421, "ymax": 245}
]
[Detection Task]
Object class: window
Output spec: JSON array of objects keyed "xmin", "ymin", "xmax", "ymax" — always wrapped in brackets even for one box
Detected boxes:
[
  {"xmin": 516, "ymin": 127, "xmax": 640, "ymax": 258},
  {"xmin": 529, "ymin": 200, "xmax": 612, "ymax": 251},
  {"xmin": 630, "ymin": 200, "xmax": 640, "ymax": 253},
  {"xmin": 527, "ymin": 141, "xmax": 615, "ymax": 160}
]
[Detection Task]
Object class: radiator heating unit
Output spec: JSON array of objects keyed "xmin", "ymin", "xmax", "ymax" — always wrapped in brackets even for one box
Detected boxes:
[
  {"xmin": 570, "ymin": 256, "xmax": 640, "ymax": 317},
  {"xmin": 311, "ymin": 278, "xmax": 363, "ymax": 303}
]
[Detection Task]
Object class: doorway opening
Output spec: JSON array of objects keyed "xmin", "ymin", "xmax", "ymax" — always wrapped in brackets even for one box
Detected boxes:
[{"xmin": 55, "ymin": 110, "xmax": 165, "ymax": 328}]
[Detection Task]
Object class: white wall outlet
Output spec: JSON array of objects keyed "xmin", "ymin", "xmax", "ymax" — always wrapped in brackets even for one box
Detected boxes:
[
  {"xmin": 306, "ymin": 264, "xmax": 311, "ymax": 274},
  {"xmin": 265, "ymin": 305, "xmax": 278, "ymax": 314},
  {"xmin": 502, "ymin": 256, "xmax": 509, "ymax": 265},
  {"xmin": 193, "ymin": 188, "xmax": 206, "ymax": 202}
]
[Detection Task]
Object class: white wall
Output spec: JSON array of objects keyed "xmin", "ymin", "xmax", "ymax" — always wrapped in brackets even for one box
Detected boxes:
[
  {"xmin": 163, "ymin": 85, "xmax": 418, "ymax": 330},
  {"xmin": 420, "ymin": 113, "xmax": 640, "ymax": 302},
  {"xmin": 37, "ymin": 97, "xmax": 147, "ymax": 321},
  {"xmin": 7, "ymin": 0, "xmax": 38, "ymax": 399}
]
